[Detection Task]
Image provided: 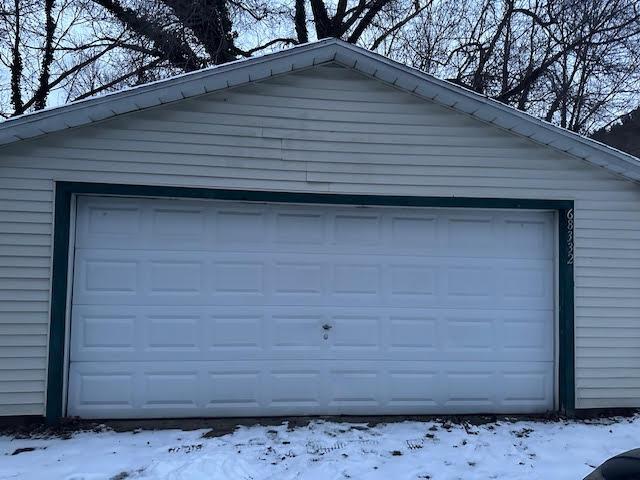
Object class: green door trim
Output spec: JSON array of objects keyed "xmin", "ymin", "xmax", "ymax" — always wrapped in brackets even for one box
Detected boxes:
[{"xmin": 46, "ymin": 181, "xmax": 575, "ymax": 422}]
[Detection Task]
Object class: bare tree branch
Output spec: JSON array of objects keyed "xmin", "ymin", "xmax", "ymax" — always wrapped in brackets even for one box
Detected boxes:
[
  {"xmin": 161, "ymin": 0, "xmax": 236, "ymax": 64},
  {"xmin": 370, "ymin": 1, "xmax": 429, "ymax": 50},
  {"xmin": 92, "ymin": 0, "xmax": 203, "ymax": 71},
  {"xmin": 20, "ymin": 41, "xmax": 120, "ymax": 111},
  {"xmin": 33, "ymin": 0, "xmax": 56, "ymax": 110},
  {"xmin": 294, "ymin": 0, "xmax": 308, "ymax": 43},
  {"xmin": 347, "ymin": 0, "xmax": 391, "ymax": 43},
  {"xmin": 235, "ymin": 37, "xmax": 298, "ymax": 56},
  {"xmin": 10, "ymin": 0, "xmax": 24, "ymax": 115},
  {"xmin": 72, "ymin": 57, "xmax": 162, "ymax": 101}
]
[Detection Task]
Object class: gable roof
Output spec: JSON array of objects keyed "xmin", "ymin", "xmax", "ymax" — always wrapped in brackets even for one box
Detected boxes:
[{"xmin": 1, "ymin": 37, "xmax": 640, "ymax": 183}]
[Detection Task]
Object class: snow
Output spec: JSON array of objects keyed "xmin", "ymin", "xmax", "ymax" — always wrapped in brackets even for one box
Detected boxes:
[{"xmin": 1, "ymin": 416, "xmax": 638, "ymax": 480}]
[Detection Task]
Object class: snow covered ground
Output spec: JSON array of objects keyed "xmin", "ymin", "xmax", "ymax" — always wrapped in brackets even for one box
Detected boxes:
[{"xmin": 0, "ymin": 416, "xmax": 638, "ymax": 480}]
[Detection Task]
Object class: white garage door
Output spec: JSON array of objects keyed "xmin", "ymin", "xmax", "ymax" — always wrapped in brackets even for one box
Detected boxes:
[{"xmin": 67, "ymin": 196, "xmax": 555, "ymax": 419}]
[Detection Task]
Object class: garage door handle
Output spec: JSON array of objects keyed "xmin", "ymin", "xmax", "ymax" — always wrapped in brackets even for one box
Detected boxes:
[{"xmin": 322, "ymin": 324, "xmax": 333, "ymax": 331}]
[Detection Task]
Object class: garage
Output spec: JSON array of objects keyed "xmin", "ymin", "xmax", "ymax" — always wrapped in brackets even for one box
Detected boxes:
[
  {"xmin": 7, "ymin": 38, "xmax": 640, "ymax": 420},
  {"xmin": 67, "ymin": 195, "xmax": 554, "ymax": 418}
]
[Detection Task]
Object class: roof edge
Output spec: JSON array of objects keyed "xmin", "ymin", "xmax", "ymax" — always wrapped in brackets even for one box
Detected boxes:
[
  {"xmin": 1, "ymin": 37, "xmax": 639, "ymax": 184},
  {"xmin": 0, "ymin": 38, "xmax": 340, "ymax": 144},
  {"xmin": 330, "ymin": 41, "xmax": 640, "ymax": 179}
]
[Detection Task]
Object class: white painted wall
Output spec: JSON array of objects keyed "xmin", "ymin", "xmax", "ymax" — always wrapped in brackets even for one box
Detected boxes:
[{"xmin": 0, "ymin": 63, "xmax": 638, "ymax": 415}]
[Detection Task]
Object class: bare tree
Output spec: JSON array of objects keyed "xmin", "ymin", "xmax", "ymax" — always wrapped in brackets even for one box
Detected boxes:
[
  {"xmin": 290, "ymin": 0, "xmax": 430, "ymax": 45},
  {"xmin": 6, "ymin": 0, "xmax": 25, "ymax": 114},
  {"xmin": 0, "ymin": 0, "xmax": 135, "ymax": 117},
  {"xmin": 1, "ymin": 0, "xmax": 639, "ymax": 134},
  {"xmin": 385, "ymin": 0, "xmax": 640, "ymax": 133}
]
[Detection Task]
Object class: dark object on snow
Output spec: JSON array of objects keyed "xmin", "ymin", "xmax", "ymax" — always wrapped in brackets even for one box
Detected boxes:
[
  {"xmin": 584, "ymin": 449, "xmax": 640, "ymax": 480},
  {"xmin": 10, "ymin": 447, "xmax": 37, "ymax": 455}
]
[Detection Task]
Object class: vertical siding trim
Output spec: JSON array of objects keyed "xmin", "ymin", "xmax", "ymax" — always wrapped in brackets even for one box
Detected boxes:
[
  {"xmin": 45, "ymin": 181, "xmax": 576, "ymax": 422},
  {"xmin": 46, "ymin": 183, "xmax": 72, "ymax": 422},
  {"xmin": 559, "ymin": 207, "xmax": 576, "ymax": 413}
]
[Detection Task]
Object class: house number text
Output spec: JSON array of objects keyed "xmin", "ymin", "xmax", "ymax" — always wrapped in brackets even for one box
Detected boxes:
[{"xmin": 566, "ymin": 209, "xmax": 574, "ymax": 265}]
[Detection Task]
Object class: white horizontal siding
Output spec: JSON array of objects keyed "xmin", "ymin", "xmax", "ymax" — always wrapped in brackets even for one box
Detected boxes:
[
  {"xmin": 0, "ymin": 63, "xmax": 638, "ymax": 415},
  {"xmin": 0, "ymin": 173, "xmax": 52, "ymax": 416}
]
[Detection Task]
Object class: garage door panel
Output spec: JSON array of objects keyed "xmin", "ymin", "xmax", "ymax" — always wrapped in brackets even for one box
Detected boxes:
[
  {"xmin": 275, "ymin": 210, "xmax": 326, "ymax": 245},
  {"xmin": 69, "ymin": 197, "xmax": 555, "ymax": 417},
  {"xmin": 390, "ymin": 215, "xmax": 438, "ymax": 248},
  {"xmin": 501, "ymin": 264, "xmax": 554, "ymax": 300},
  {"xmin": 73, "ymin": 257, "xmax": 140, "ymax": 299},
  {"xmin": 75, "ymin": 200, "xmax": 144, "ymax": 249},
  {"xmin": 71, "ymin": 313, "xmax": 138, "ymax": 354},
  {"xmin": 71, "ymin": 305, "xmax": 552, "ymax": 362},
  {"xmin": 76, "ymin": 197, "xmax": 554, "ymax": 258},
  {"xmin": 145, "ymin": 316, "xmax": 201, "ymax": 352},
  {"xmin": 446, "ymin": 215, "xmax": 496, "ymax": 250},
  {"xmin": 67, "ymin": 360, "xmax": 553, "ymax": 418},
  {"xmin": 502, "ymin": 216, "xmax": 555, "ymax": 254},
  {"xmin": 387, "ymin": 371, "xmax": 440, "ymax": 406},
  {"xmin": 501, "ymin": 371, "xmax": 552, "ymax": 406},
  {"xmin": 270, "ymin": 370, "xmax": 323, "ymax": 407},
  {"xmin": 72, "ymin": 251, "xmax": 552, "ymax": 309}
]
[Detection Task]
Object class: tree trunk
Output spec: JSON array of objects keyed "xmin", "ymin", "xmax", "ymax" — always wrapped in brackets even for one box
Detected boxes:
[{"xmin": 33, "ymin": 0, "xmax": 56, "ymax": 110}]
